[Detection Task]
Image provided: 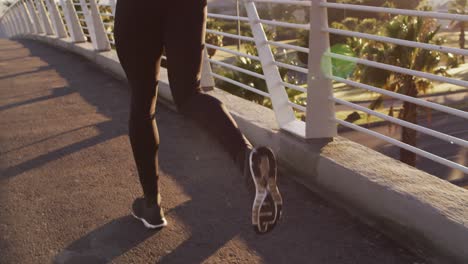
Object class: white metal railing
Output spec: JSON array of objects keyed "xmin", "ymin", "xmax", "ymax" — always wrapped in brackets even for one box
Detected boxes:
[{"xmin": 0, "ymin": 0, "xmax": 466, "ymax": 177}]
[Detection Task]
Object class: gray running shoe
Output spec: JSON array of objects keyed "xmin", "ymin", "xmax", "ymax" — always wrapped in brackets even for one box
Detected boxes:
[{"xmin": 245, "ymin": 146, "xmax": 283, "ymax": 234}]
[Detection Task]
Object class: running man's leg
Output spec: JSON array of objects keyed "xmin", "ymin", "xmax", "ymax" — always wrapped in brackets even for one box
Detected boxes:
[
  {"xmin": 114, "ymin": 0, "xmax": 163, "ymax": 206},
  {"xmin": 163, "ymin": 0, "xmax": 252, "ymax": 161}
]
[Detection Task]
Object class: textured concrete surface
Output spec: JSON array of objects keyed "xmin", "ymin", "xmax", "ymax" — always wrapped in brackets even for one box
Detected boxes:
[{"xmin": 0, "ymin": 39, "xmax": 423, "ymax": 263}]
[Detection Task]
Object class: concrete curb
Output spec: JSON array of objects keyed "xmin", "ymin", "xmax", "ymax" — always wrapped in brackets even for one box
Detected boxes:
[{"xmin": 14, "ymin": 35, "xmax": 468, "ymax": 264}]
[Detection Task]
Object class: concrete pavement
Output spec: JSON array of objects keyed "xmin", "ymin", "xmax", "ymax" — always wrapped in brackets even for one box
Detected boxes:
[{"xmin": 0, "ymin": 39, "xmax": 422, "ymax": 263}]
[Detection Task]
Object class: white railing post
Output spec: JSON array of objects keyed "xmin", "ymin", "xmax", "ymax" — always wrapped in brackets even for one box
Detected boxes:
[
  {"xmin": 7, "ymin": 12, "xmax": 19, "ymax": 37},
  {"xmin": 12, "ymin": 6, "xmax": 23, "ymax": 35},
  {"xmin": 45, "ymin": 0, "xmax": 68, "ymax": 38},
  {"xmin": 14, "ymin": 6, "xmax": 27, "ymax": 35},
  {"xmin": 201, "ymin": 47, "xmax": 215, "ymax": 90},
  {"xmin": 5, "ymin": 17, "xmax": 11, "ymax": 37},
  {"xmin": 0, "ymin": 18, "xmax": 6, "ymax": 37},
  {"xmin": 305, "ymin": 0, "xmax": 337, "ymax": 138},
  {"xmin": 1, "ymin": 17, "xmax": 5, "ymax": 36},
  {"xmin": 5, "ymin": 16, "xmax": 12, "ymax": 36},
  {"xmin": 0, "ymin": 17, "xmax": 6, "ymax": 37},
  {"xmin": 243, "ymin": 0, "xmax": 296, "ymax": 128},
  {"xmin": 87, "ymin": 0, "xmax": 110, "ymax": 51},
  {"xmin": 5, "ymin": 13, "xmax": 13, "ymax": 36},
  {"xmin": 7, "ymin": 12, "xmax": 18, "ymax": 36},
  {"xmin": 8, "ymin": 8, "xmax": 19, "ymax": 37},
  {"xmin": 108, "ymin": 0, "xmax": 116, "ymax": 16},
  {"xmin": 0, "ymin": 23, "xmax": 5, "ymax": 37},
  {"xmin": 19, "ymin": 2, "xmax": 34, "ymax": 34},
  {"xmin": 34, "ymin": 0, "xmax": 55, "ymax": 35},
  {"xmin": 78, "ymin": 0, "xmax": 92, "ymax": 35},
  {"xmin": 10, "ymin": 9, "xmax": 19, "ymax": 35},
  {"xmin": 0, "ymin": 20, "xmax": 5, "ymax": 37},
  {"xmin": 11, "ymin": 10, "xmax": 22, "ymax": 36},
  {"xmin": 25, "ymin": 0, "xmax": 44, "ymax": 34},
  {"xmin": 60, "ymin": 0, "xmax": 86, "ymax": 42},
  {"xmin": 2, "ymin": 15, "xmax": 12, "ymax": 37}
]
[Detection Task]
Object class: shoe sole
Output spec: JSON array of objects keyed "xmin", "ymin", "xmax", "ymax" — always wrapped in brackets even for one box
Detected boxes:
[
  {"xmin": 249, "ymin": 147, "xmax": 283, "ymax": 233},
  {"xmin": 131, "ymin": 212, "xmax": 168, "ymax": 229}
]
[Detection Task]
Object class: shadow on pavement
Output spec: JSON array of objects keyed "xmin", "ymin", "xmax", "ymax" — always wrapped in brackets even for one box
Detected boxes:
[
  {"xmin": 1, "ymin": 119, "xmax": 124, "ymax": 180},
  {"xmin": 54, "ymin": 216, "xmax": 160, "ymax": 264},
  {"xmin": 0, "ymin": 86, "xmax": 71, "ymax": 112},
  {"xmin": 0, "ymin": 66, "xmax": 52, "ymax": 81}
]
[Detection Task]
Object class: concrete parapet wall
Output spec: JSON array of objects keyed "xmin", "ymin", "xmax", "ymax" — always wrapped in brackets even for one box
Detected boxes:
[{"xmin": 15, "ymin": 34, "xmax": 468, "ymax": 264}]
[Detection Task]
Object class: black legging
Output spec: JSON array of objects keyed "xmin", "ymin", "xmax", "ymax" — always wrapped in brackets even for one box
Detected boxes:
[{"xmin": 114, "ymin": 0, "xmax": 251, "ymax": 204}]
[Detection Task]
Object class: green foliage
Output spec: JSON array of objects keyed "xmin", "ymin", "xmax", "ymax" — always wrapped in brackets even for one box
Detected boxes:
[
  {"xmin": 449, "ymin": 0, "xmax": 467, "ymax": 14},
  {"xmin": 353, "ymin": 15, "xmax": 447, "ymax": 102},
  {"xmin": 205, "ymin": 19, "xmax": 224, "ymax": 58},
  {"xmin": 215, "ymin": 30, "xmax": 302, "ymax": 108},
  {"xmin": 448, "ymin": 0, "xmax": 467, "ymax": 60},
  {"xmin": 335, "ymin": 0, "xmax": 424, "ymax": 9},
  {"xmin": 255, "ymin": 3, "xmax": 301, "ymax": 22},
  {"xmin": 344, "ymin": 12, "xmax": 450, "ymax": 165},
  {"xmin": 209, "ymin": 20, "xmax": 251, "ymax": 46},
  {"xmin": 327, "ymin": 0, "xmax": 425, "ymax": 27},
  {"xmin": 215, "ymin": 43, "xmax": 268, "ymax": 105}
]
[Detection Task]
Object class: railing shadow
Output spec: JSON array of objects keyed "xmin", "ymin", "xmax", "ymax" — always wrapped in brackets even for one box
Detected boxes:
[
  {"xmin": 0, "ymin": 85, "xmax": 70, "ymax": 112},
  {"xmin": 1, "ymin": 39, "xmax": 128, "ymax": 181},
  {"xmin": 1, "ymin": 119, "xmax": 123, "ymax": 180},
  {"xmin": 0, "ymin": 65, "xmax": 53, "ymax": 81},
  {"xmin": 54, "ymin": 216, "xmax": 160, "ymax": 264}
]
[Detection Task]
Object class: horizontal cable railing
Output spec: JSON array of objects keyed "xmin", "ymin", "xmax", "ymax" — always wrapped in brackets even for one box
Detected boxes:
[
  {"xmin": 317, "ymin": 2, "xmax": 468, "ymax": 175},
  {"xmin": 321, "ymin": 2, "xmax": 468, "ymax": 21},
  {"xmin": 205, "ymin": 29, "xmax": 255, "ymax": 42},
  {"xmin": 213, "ymin": 0, "xmax": 467, "ymax": 176},
  {"xmin": 1, "ymin": 0, "xmax": 466, "ymax": 178},
  {"xmin": 325, "ymin": 27, "xmax": 468, "ymax": 57},
  {"xmin": 326, "ymin": 51, "xmax": 468, "ymax": 88}
]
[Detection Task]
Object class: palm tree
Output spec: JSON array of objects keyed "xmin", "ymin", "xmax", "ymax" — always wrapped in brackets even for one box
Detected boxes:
[
  {"xmin": 449, "ymin": 0, "xmax": 467, "ymax": 62},
  {"xmin": 353, "ymin": 15, "xmax": 448, "ymax": 166}
]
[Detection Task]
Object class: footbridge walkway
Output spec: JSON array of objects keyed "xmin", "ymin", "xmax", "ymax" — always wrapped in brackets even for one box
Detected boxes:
[
  {"xmin": 1, "ymin": 0, "xmax": 467, "ymax": 263},
  {"xmin": 0, "ymin": 38, "xmax": 422, "ymax": 264}
]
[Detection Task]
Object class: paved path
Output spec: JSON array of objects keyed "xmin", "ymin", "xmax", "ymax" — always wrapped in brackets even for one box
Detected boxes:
[{"xmin": 0, "ymin": 39, "xmax": 423, "ymax": 264}]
